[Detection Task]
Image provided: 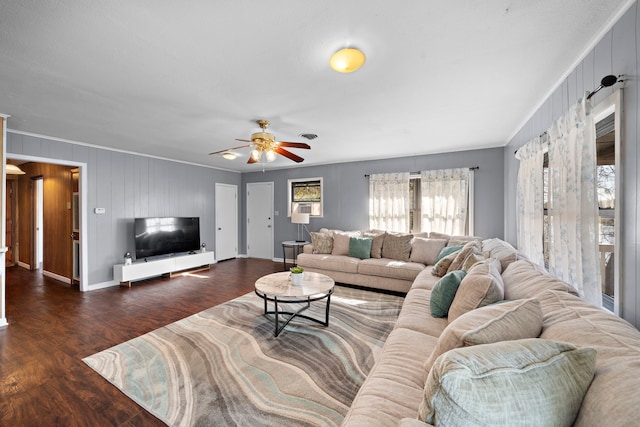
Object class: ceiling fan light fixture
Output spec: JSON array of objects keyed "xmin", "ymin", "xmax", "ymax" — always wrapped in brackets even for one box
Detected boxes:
[
  {"xmin": 221, "ymin": 151, "xmax": 237, "ymax": 160},
  {"xmin": 265, "ymin": 150, "xmax": 277, "ymax": 162},
  {"xmin": 250, "ymin": 149, "xmax": 262, "ymax": 162},
  {"xmin": 330, "ymin": 48, "xmax": 366, "ymax": 73}
]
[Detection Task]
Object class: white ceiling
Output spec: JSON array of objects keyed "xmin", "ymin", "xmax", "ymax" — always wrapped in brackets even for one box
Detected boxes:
[{"xmin": 0, "ymin": 0, "xmax": 632, "ymax": 172}]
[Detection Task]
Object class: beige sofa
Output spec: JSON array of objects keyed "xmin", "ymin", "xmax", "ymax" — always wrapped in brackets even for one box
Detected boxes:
[
  {"xmin": 297, "ymin": 230, "xmax": 482, "ymax": 294},
  {"xmin": 340, "ymin": 254, "xmax": 640, "ymax": 426}
]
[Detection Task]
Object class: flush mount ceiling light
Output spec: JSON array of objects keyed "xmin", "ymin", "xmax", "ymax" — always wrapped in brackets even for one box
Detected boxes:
[
  {"xmin": 330, "ymin": 47, "xmax": 366, "ymax": 73},
  {"xmin": 6, "ymin": 164, "xmax": 25, "ymax": 175},
  {"xmin": 221, "ymin": 152, "xmax": 237, "ymax": 160}
]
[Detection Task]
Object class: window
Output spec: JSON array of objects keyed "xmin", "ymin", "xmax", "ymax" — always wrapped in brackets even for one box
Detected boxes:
[
  {"xmin": 288, "ymin": 177, "xmax": 323, "ymax": 217},
  {"xmin": 409, "ymin": 177, "xmax": 421, "ymax": 233}
]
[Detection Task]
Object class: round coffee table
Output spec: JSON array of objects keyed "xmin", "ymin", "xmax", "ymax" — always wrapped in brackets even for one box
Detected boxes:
[{"xmin": 255, "ymin": 271, "xmax": 335, "ymax": 337}]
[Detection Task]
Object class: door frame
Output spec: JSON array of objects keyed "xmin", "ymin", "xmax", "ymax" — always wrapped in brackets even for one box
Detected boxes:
[
  {"xmin": 31, "ymin": 175, "xmax": 43, "ymax": 271},
  {"xmin": 7, "ymin": 154, "xmax": 89, "ymax": 291},
  {"xmin": 215, "ymin": 183, "xmax": 238, "ymax": 261},
  {"xmin": 246, "ymin": 182, "xmax": 274, "ymax": 259}
]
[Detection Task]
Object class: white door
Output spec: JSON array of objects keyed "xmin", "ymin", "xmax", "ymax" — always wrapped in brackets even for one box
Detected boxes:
[
  {"xmin": 247, "ymin": 182, "xmax": 274, "ymax": 259},
  {"xmin": 215, "ymin": 183, "xmax": 238, "ymax": 261}
]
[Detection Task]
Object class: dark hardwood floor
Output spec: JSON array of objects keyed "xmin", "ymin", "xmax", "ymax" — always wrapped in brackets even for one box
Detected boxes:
[{"xmin": 0, "ymin": 258, "xmax": 282, "ymax": 426}]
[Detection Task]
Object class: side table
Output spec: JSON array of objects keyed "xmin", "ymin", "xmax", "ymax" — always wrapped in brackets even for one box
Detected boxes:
[{"xmin": 281, "ymin": 240, "xmax": 309, "ymax": 271}]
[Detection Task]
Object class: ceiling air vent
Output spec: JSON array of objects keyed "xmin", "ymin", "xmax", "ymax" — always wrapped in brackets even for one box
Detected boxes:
[{"xmin": 299, "ymin": 133, "xmax": 318, "ymax": 140}]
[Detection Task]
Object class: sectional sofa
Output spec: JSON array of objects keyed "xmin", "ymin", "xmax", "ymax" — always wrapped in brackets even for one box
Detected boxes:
[{"xmin": 297, "ymin": 230, "xmax": 640, "ymax": 426}]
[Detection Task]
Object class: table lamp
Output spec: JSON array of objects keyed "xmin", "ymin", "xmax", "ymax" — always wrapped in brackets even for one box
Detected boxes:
[{"xmin": 291, "ymin": 212, "xmax": 310, "ymax": 242}]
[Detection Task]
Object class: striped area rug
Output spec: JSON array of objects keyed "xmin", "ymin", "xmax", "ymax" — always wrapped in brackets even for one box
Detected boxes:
[{"xmin": 83, "ymin": 286, "xmax": 404, "ymax": 426}]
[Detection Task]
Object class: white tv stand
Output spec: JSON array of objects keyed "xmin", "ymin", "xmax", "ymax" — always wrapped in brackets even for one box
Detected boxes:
[{"xmin": 113, "ymin": 251, "xmax": 216, "ymax": 287}]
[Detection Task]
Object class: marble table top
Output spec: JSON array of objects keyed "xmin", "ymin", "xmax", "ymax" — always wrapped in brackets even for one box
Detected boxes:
[{"xmin": 255, "ymin": 271, "xmax": 334, "ymax": 299}]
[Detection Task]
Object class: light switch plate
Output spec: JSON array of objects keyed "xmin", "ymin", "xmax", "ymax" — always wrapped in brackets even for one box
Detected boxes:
[{"xmin": 94, "ymin": 207, "xmax": 106, "ymax": 214}]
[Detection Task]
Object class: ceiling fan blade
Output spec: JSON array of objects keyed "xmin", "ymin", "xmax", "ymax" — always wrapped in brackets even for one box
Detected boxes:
[
  {"xmin": 275, "ymin": 147, "xmax": 304, "ymax": 163},
  {"xmin": 235, "ymin": 138, "xmax": 252, "ymax": 143},
  {"xmin": 208, "ymin": 144, "xmax": 251, "ymax": 155},
  {"xmin": 247, "ymin": 156, "xmax": 258, "ymax": 164},
  {"xmin": 277, "ymin": 141, "xmax": 311, "ymax": 149}
]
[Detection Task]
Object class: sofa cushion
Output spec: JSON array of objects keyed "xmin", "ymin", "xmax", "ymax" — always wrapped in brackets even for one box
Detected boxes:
[
  {"xmin": 430, "ymin": 270, "xmax": 467, "ymax": 318},
  {"xmin": 502, "ymin": 259, "xmax": 579, "ymax": 299},
  {"xmin": 424, "ymin": 298, "xmax": 543, "ymax": 372},
  {"xmin": 410, "ymin": 267, "xmax": 441, "ymax": 291},
  {"xmin": 363, "ymin": 231, "xmax": 386, "ymax": 259},
  {"xmin": 358, "ymin": 258, "xmax": 425, "ymax": 281},
  {"xmin": 419, "ymin": 339, "xmax": 596, "ymax": 427},
  {"xmin": 448, "ymin": 258, "xmax": 504, "ymax": 321},
  {"xmin": 447, "ymin": 235, "xmax": 483, "ymax": 247},
  {"xmin": 482, "ymin": 237, "xmax": 518, "ymax": 271},
  {"xmin": 310, "ymin": 231, "xmax": 333, "ymax": 254},
  {"xmin": 381, "ymin": 233, "xmax": 413, "ymax": 262},
  {"xmin": 349, "ymin": 237, "xmax": 372, "ymax": 259},
  {"xmin": 395, "ymin": 288, "xmax": 449, "ymax": 337},
  {"xmin": 446, "ymin": 240, "xmax": 482, "ymax": 273},
  {"xmin": 295, "ymin": 253, "xmax": 359, "ymax": 274},
  {"xmin": 409, "ymin": 238, "xmax": 447, "ymax": 265},
  {"xmin": 331, "ymin": 231, "xmax": 360, "ymax": 256},
  {"xmin": 341, "ymin": 328, "xmax": 439, "ymax": 427},
  {"xmin": 534, "ymin": 290, "xmax": 640, "ymax": 426}
]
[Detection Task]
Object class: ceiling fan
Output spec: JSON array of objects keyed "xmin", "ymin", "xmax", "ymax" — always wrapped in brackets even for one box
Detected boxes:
[{"xmin": 209, "ymin": 120, "xmax": 311, "ymax": 164}]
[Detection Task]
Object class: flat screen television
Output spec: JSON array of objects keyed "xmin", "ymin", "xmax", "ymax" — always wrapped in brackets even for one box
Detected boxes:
[{"xmin": 134, "ymin": 217, "xmax": 200, "ymax": 259}]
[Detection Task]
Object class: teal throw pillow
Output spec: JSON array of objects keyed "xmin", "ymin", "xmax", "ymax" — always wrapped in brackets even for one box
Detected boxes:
[
  {"xmin": 434, "ymin": 245, "xmax": 463, "ymax": 263},
  {"xmin": 430, "ymin": 270, "xmax": 467, "ymax": 318},
  {"xmin": 349, "ymin": 237, "xmax": 373, "ymax": 259}
]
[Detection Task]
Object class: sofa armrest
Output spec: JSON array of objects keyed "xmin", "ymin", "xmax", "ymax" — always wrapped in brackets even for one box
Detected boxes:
[
  {"xmin": 398, "ymin": 418, "xmax": 431, "ymax": 427},
  {"xmin": 303, "ymin": 244, "xmax": 313, "ymax": 254}
]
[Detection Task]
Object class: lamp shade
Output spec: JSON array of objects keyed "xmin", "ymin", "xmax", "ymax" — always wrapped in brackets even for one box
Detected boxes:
[
  {"xmin": 330, "ymin": 48, "xmax": 366, "ymax": 73},
  {"xmin": 291, "ymin": 212, "xmax": 310, "ymax": 224}
]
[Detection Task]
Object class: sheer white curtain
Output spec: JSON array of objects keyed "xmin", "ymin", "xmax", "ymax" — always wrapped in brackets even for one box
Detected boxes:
[
  {"xmin": 420, "ymin": 168, "xmax": 469, "ymax": 235},
  {"xmin": 515, "ymin": 136, "xmax": 547, "ymax": 267},
  {"xmin": 368, "ymin": 172, "xmax": 410, "ymax": 232},
  {"xmin": 547, "ymin": 95, "xmax": 601, "ymax": 306}
]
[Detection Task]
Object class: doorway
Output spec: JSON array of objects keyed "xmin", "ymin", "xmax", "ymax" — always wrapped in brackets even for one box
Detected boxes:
[
  {"xmin": 246, "ymin": 182, "xmax": 274, "ymax": 259},
  {"xmin": 215, "ymin": 183, "xmax": 238, "ymax": 261}
]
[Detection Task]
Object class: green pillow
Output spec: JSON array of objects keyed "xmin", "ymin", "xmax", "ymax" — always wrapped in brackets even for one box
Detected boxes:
[
  {"xmin": 349, "ymin": 237, "xmax": 373, "ymax": 259},
  {"xmin": 430, "ymin": 270, "xmax": 467, "ymax": 318},
  {"xmin": 434, "ymin": 245, "xmax": 463, "ymax": 263}
]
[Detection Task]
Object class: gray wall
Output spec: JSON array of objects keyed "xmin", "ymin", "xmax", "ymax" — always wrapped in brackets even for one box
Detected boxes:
[
  {"xmin": 242, "ymin": 147, "xmax": 505, "ymax": 260},
  {"xmin": 7, "ymin": 132, "xmax": 241, "ymax": 286},
  {"xmin": 504, "ymin": 2, "xmax": 640, "ymax": 328}
]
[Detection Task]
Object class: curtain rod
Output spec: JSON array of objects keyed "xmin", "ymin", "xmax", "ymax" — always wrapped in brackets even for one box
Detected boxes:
[
  {"xmin": 514, "ymin": 131, "xmax": 547, "ymax": 155},
  {"xmin": 514, "ymin": 74, "xmax": 623, "ymax": 157},
  {"xmin": 365, "ymin": 166, "xmax": 478, "ymax": 177}
]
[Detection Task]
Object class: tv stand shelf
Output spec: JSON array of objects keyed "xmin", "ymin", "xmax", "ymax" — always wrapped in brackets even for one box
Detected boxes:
[{"xmin": 114, "ymin": 251, "xmax": 216, "ymax": 287}]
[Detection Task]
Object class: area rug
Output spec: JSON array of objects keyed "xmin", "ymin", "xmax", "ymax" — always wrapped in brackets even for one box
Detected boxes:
[{"xmin": 83, "ymin": 286, "xmax": 404, "ymax": 426}]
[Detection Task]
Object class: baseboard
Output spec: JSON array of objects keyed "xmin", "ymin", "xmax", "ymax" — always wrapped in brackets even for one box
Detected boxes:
[
  {"xmin": 87, "ymin": 280, "xmax": 120, "ymax": 291},
  {"xmin": 42, "ymin": 270, "xmax": 71, "ymax": 284},
  {"xmin": 0, "ymin": 317, "xmax": 8, "ymax": 328},
  {"xmin": 17, "ymin": 261, "xmax": 30, "ymax": 269},
  {"xmin": 237, "ymin": 254, "xmax": 248, "ymax": 258}
]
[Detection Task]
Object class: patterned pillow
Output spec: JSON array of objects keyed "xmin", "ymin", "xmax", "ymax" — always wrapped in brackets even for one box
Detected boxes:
[
  {"xmin": 448, "ymin": 258, "xmax": 504, "ymax": 321},
  {"xmin": 419, "ymin": 339, "xmax": 596, "ymax": 427},
  {"xmin": 432, "ymin": 250, "xmax": 461, "ymax": 277},
  {"xmin": 434, "ymin": 245, "xmax": 463, "ymax": 264},
  {"xmin": 310, "ymin": 232, "xmax": 333, "ymax": 254},
  {"xmin": 447, "ymin": 240, "xmax": 482, "ymax": 273},
  {"xmin": 424, "ymin": 298, "xmax": 543, "ymax": 372},
  {"xmin": 381, "ymin": 233, "xmax": 413, "ymax": 261},
  {"xmin": 363, "ymin": 231, "xmax": 386, "ymax": 259},
  {"xmin": 462, "ymin": 252, "xmax": 486, "ymax": 271},
  {"xmin": 410, "ymin": 238, "xmax": 448, "ymax": 265}
]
